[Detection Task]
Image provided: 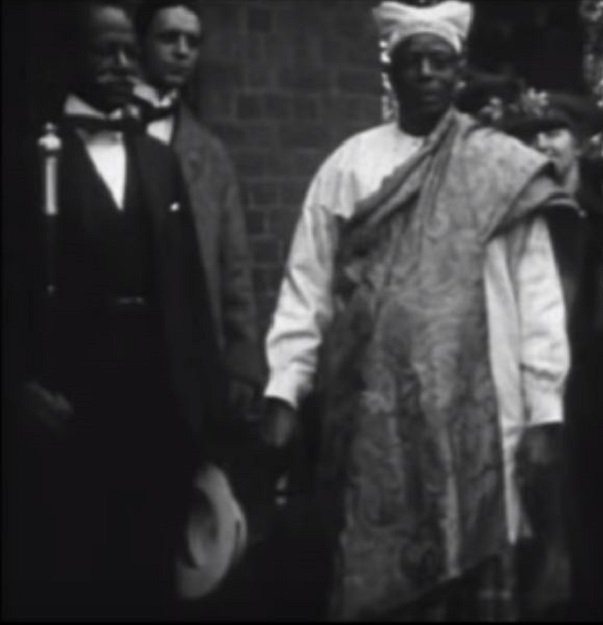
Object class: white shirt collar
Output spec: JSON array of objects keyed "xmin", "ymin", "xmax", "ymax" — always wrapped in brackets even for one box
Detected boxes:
[
  {"xmin": 63, "ymin": 94, "xmax": 127, "ymax": 145},
  {"xmin": 133, "ymin": 82, "xmax": 180, "ymax": 109},
  {"xmin": 63, "ymin": 94, "xmax": 127, "ymax": 121}
]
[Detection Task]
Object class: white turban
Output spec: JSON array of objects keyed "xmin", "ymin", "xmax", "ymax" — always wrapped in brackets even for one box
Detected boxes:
[{"xmin": 373, "ymin": 1, "xmax": 473, "ymax": 62}]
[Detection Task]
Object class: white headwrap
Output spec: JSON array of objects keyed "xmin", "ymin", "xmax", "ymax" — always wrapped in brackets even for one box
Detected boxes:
[{"xmin": 373, "ymin": 1, "xmax": 473, "ymax": 63}]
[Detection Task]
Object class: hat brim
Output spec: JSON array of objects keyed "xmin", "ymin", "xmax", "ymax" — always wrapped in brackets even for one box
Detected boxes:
[
  {"xmin": 175, "ymin": 465, "xmax": 248, "ymax": 602},
  {"xmin": 503, "ymin": 116, "xmax": 572, "ymax": 140}
]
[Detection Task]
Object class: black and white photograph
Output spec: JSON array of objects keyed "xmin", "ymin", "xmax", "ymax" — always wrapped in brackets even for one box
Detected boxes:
[{"xmin": 2, "ymin": 0, "xmax": 602, "ymax": 621}]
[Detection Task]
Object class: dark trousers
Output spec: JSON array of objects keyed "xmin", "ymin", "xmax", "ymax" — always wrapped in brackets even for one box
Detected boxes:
[
  {"xmin": 22, "ymin": 309, "xmax": 197, "ymax": 620},
  {"xmin": 565, "ymin": 356, "xmax": 603, "ymax": 621}
]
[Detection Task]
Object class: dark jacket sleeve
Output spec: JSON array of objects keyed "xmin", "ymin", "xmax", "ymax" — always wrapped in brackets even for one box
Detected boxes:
[
  {"xmin": 2, "ymin": 135, "xmax": 45, "ymax": 397},
  {"xmin": 217, "ymin": 153, "xmax": 265, "ymax": 388},
  {"xmin": 168, "ymin": 150, "xmax": 230, "ymax": 448}
]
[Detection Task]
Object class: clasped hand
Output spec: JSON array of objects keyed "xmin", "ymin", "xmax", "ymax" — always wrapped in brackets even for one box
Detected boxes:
[{"xmin": 259, "ymin": 397, "xmax": 297, "ymax": 449}]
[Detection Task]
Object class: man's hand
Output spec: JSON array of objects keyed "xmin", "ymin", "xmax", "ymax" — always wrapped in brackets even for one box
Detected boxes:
[
  {"xmin": 516, "ymin": 424, "xmax": 563, "ymax": 528},
  {"xmin": 260, "ymin": 398, "xmax": 297, "ymax": 449},
  {"xmin": 516, "ymin": 424, "xmax": 561, "ymax": 480},
  {"xmin": 516, "ymin": 424, "xmax": 570, "ymax": 616},
  {"xmin": 228, "ymin": 379, "xmax": 257, "ymax": 420},
  {"xmin": 19, "ymin": 380, "xmax": 75, "ymax": 436}
]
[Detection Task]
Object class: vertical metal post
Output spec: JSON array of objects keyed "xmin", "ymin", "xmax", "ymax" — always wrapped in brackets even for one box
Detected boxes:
[{"xmin": 37, "ymin": 123, "xmax": 62, "ymax": 297}]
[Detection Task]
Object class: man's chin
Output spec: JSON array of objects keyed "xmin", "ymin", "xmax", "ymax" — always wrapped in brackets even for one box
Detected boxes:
[
  {"xmin": 103, "ymin": 87, "xmax": 135, "ymax": 109},
  {"xmin": 101, "ymin": 76, "xmax": 134, "ymax": 93},
  {"xmin": 401, "ymin": 95, "xmax": 450, "ymax": 121},
  {"xmin": 551, "ymin": 162, "xmax": 569, "ymax": 183},
  {"xmin": 162, "ymin": 74, "xmax": 188, "ymax": 90},
  {"xmin": 416, "ymin": 98, "xmax": 447, "ymax": 116},
  {"xmin": 97, "ymin": 94, "xmax": 133, "ymax": 113}
]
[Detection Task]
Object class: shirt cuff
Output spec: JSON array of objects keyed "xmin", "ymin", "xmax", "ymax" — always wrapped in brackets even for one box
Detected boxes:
[
  {"xmin": 264, "ymin": 368, "xmax": 314, "ymax": 411},
  {"xmin": 526, "ymin": 386, "xmax": 564, "ymax": 428}
]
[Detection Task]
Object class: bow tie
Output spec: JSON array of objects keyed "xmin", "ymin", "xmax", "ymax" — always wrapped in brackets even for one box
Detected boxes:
[
  {"xmin": 130, "ymin": 95, "xmax": 179, "ymax": 124},
  {"xmin": 63, "ymin": 114, "xmax": 144, "ymax": 135},
  {"xmin": 143, "ymin": 102, "xmax": 179, "ymax": 123}
]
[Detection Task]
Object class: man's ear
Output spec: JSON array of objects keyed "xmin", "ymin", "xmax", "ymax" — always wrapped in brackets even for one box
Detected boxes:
[
  {"xmin": 453, "ymin": 54, "xmax": 468, "ymax": 95},
  {"xmin": 382, "ymin": 60, "xmax": 393, "ymax": 81},
  {"xmin": 457, "ymin": 54, "xmax": 467, "ymax": 73},
  {"xmin": 575, "ymin": 133, "xmax": 590, "ymax": 157}
]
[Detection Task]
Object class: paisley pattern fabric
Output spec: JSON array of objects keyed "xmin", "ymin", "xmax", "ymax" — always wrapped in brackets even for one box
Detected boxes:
[{"xmin": 316, "ymin": 111, "xmax": 558, "ymax": 620}]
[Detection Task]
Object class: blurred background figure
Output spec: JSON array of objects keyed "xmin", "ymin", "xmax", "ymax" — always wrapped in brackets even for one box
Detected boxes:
[
  {"xmin": 458, "ymin": 73, "xmax": 603, "ymax": 619},
  {"xmin": 497, "ymin": 88, "xmax": 603, "ymax": 621}
]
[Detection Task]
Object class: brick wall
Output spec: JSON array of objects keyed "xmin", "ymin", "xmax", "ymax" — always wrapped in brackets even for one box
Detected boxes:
[
  {"xmin": 190, "ymin": 0, "xmax": 383, "ymax": 333},
  {"xmin": 16, "ymin": 0, "xmax": 591, "ymax": 335}
]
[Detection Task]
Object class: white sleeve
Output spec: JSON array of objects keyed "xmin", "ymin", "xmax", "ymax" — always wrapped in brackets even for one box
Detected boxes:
[
  {"xmin": 510, "ymin": 217, "xmax": 570, "ymax": 427},
  {"xmin": 264, "ymin": 171, "xmax": 339, "ymax": 410}
]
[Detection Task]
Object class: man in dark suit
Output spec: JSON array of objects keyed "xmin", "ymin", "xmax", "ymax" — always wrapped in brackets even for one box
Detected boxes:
[
  {"xmin": 133, "ymin": 1, "xmax": 263, "ymax": 421},
  {"xmin": 3, "ymin": 1, "xmax": 224, "ymax": 618}
]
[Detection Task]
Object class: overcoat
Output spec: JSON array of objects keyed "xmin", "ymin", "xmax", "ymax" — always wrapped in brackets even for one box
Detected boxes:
[{"xmin": 172, "ymin": 103, "xmax": 263, "ymax": 386}]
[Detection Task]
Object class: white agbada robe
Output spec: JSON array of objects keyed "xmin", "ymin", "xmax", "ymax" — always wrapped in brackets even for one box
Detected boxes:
[{"xmin": 265, "ymin": 121, "xmax": 570, "ymax": 544}]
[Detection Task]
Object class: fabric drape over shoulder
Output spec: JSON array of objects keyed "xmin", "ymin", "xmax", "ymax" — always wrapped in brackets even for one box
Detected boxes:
[{"xmin": 316, "ymin": 111, "xmax": 572, "ymax": 621}]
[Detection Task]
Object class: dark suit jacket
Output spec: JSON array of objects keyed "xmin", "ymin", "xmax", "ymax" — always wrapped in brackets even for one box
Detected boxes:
[
  {"xmin": 172, "ymin": 103, "xmax": 263, "ymax": 387},
  {"xmin": 4, "ymin": 125, "xmax": 225, "ymax": 441},
  {"xmin": 547, "ymin": 159, "xmax": 602, "ymax": 357}
]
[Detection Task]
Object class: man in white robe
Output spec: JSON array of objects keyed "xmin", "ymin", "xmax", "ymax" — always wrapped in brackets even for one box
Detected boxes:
[{"xmin": 261, "ymin": 1, "xmax": 573, "ymax": 620}]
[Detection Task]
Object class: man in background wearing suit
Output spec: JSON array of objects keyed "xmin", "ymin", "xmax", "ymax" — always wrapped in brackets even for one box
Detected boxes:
[
  {"xmin": 134, "ymin": 0, "xmax": 263, "ymax": 422},
  {"xmin": 3, "ymin": 1, "xmax": 224, "ymax": 618}
]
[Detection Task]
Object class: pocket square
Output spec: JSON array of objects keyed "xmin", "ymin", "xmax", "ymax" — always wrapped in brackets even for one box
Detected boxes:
[{"xmin": 170, "ymin": 202, "xmax": 181, "ymax": 213}]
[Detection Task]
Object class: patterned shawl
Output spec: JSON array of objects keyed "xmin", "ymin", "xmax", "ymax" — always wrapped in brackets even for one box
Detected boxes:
[{"xmin": 315, "ymin": 110, "xmax": 571, "ymax": 620}]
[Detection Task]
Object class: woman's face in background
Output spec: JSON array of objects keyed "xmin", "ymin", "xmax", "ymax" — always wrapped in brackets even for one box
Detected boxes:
[{"xmin": 528, "ymin": 126, "xmax": 580, "ymax": 180}]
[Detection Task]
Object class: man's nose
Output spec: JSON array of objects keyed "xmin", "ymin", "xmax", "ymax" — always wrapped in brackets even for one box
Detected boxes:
[
  {"xmin": 417, "ymin": 57, "xmax": 435, "ymax": 78},
  {"xmin": 175, "ymin": 36, "xmax": 190, "ymax": 57},
  {"xmin": 533, "ymin": 132, "xmax": 550, "ymax": 151},
  {"xmin": 115, "ymin": 48, "xmax": 133, "ymax": 69}
]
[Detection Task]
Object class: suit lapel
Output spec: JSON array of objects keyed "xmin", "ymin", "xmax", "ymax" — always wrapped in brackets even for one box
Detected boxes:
[
  {"xmin": 58, "ymin": 129, "xmax": 120, "ymax": 243},
  {"xmin": 127, "ymin": 135, "xmax": 169, "ymax": 239},
  {"xmin": 172, "ymin": 104, "xmax": 205, "ymax": 182},
  {"xmin": 126, "ymin": 134, "xmax": 188, "ymax": 294},
  {"xmin": 168, "ymin": 104, "xmax": 219, "ymax": 316}
]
